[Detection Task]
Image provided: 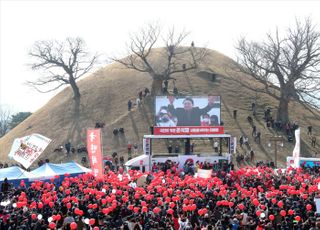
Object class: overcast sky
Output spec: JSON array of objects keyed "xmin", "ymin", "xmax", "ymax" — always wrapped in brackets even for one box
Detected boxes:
[{"xmin": 1, "ymin": 0, "xmax": 320, "ymax": 113}]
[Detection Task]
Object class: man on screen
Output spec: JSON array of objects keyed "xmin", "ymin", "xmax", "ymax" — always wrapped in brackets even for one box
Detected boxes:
[{"xmin": 167, "ymin": 96, "xmax": 216, "ymax": 126}]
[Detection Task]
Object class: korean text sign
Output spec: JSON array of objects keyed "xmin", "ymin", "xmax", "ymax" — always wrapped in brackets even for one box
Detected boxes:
[
  {"xmin": 8, "ymin": 134, "xmax": 51, "ymax": 169},
  {"xmin": 87, "ymin": 129, "xmax": 103, "ymax": 178}
]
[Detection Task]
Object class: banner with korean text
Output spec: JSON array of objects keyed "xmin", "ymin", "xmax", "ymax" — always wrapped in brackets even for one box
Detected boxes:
[
  {"xmin": 87, "ymin": 129, "xmax": 103, "ymax": 178},
  {"xmin": 154, "ymin": 126, "xmax": 224, "ymax": 135},
  {"xmin": 8, "ymin": 134, "xmax": 51, "ymax": 169}
]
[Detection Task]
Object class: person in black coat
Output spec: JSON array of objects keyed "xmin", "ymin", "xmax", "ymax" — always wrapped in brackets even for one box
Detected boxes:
[
  {"xmin": 1, "ymin": 178, "xmax": 11, "ymax": 193},
  {"xmin": 167, "ymin": 96, "xmax": 215, "ymax": 126}
]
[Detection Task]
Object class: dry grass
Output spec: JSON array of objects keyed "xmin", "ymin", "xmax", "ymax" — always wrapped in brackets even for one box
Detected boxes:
[{"xmin": 0, "ymin": 48, "xmax": 319, "ymax": 168}]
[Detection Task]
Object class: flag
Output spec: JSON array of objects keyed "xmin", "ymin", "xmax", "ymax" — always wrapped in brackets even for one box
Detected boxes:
[
  {"xmin": 87, "ymin": 129, "xmax": 103, "ymax": 178},
  {"xmin": 8, "ymin": 134, "xmax": 51, "ymax": 169},
  {"xmin": 292, "ymin": 128, "xmax": 300, "ymax": 168}
]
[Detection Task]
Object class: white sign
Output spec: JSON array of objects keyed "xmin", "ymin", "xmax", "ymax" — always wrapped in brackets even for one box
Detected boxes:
[
  {"xmin": 143, "ymin": 138, "xmax": 151, "ymax": 155},
  {"xmin": 230, "ymin": 137, "xmax": 237, "ymax": 154},
  {"xmin": 8, "ymin": 133, "xmax": 51, "ymax": 169},
  {"xmin": 197, "ymin": 169, "xmax": 212, "ymax": 178},
  {"xmin": 292, "ymin": 128, "xmax": 301, "ymax": 169},
  {"xmin": 315, "ymin": 198, "xmax": 320, "ymax": 214}
]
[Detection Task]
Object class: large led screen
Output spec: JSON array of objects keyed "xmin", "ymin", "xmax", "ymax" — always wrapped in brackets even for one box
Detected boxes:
[{"xmin": 155, "ymin": 96, "xmax": 221, "ymax": 127}]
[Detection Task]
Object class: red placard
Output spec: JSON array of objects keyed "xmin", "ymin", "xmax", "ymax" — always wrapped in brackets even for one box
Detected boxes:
[
  {"xmin": 87, "ymin": 129, "xmax": 104, "ymax": 178},
  {"xmin": 153, "ymin": 126, "xmax": 224, "ymax": 135}
]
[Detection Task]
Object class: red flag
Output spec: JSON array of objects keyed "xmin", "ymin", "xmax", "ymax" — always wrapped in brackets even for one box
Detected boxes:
[{"xmin": 87, "ymin": 129, "xmax": 103, "ymax": 179}]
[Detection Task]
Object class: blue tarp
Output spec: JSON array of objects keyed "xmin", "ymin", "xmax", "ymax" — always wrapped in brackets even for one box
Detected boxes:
[
  {"xmin": 30, "ymin": 162, "xmax": 91, "ymax": 181},
  {"xmin": 0, "ymin": 162, "xmax": 91, "ymax": 187},
  {"xmin": 0, "ymin": 166, "xmax": 35, "ymax": 187}
]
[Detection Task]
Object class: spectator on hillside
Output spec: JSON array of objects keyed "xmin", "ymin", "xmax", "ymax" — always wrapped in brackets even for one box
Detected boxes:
[
  {"xmin": 127, "ymin": 142, "xmax": 132, "ymax": 156},
  {"xmin": 138, "ymin": 91, "xmax": 143, "ymax": 101},
  {"xmin": 213, "ymin": 141, "xmax": 219, "ymax": 153},
  {"xmin": 144, "ymin": 88, "xmax": 150, "ymax": 97},
  {"xmin": 65, "ymin": 141, "xmax": 71, "ymax": 155},
  {"xmin": 287, "ymin": 134, "xmax": 294, "ymax": 142},
  {"xmin": 239, "ymin": 136, "xmax": 244, "ymax": 147},
  {"xmin": 163, "ymin": 79, "xmax": 168, "ymax": 89},
  {"xmin": 173, "ymin": 86, "xmax": 178, "ymax": 95},
  {"xmin": 312, "ymin": 136, "xmax": 316, "ymax": 148},
  {"xmin": 112, "ymin": 152, "xmax": 118, "ymax": 159},
  {"xmin": 119, "ymin": 156, "xmax": 124, "ymax": 165},
  {"xmin": 233, "ymin": 110, "xmax": 237, "ymax": 119},
  {"xmin": 285, "ymin": 122, "xmax": 291, "ymax": 136},
  {"xmin": 95, "ymin": 122, "xmax": 105, "ymax": 128},
  {"xmin": 133, "ymin": 143, "xmax": 138, "ymax": 155},
  {"xmin": 119, "ymin": 127, "xmax": 125, "ymax": 134},
  {"xmin": 190, "ymin": 143, "xmax": 194, "ymax": 153},
  {"xmin": 251, "ymin": 102, "xmax": 256, "ymax": 111},
  {"xmin": 136, "ymin": 97, "xmax": 141, "ymax": 107},
  {"xmin": 128, "ymin": 100, "xmax": 132, "ymax": 111},
  {"xmin": 252, "ymin": 125, "xmax": 257, "ymax": 137},
  {"xmin": 255, "ymin": 131, "xmax": 261, "ymax": 144},
  {"xmin": 250, "ymin": 149, "xmax": 255, "ymax": 163},
  {"xmin": 113, "ymin": 128, "xmax": 119, "ymax": 136},
  {"xmin": 81, "ymin": 156, "xmax": 87, "ymax": 165},
  {"xmin": 308, "ymin": 126, "xmax": 313, "ymax": 136},
  {"xmin": 114, "ymin": 157, "xmax": 119, "ymax": 166},
  {"xmin": 71, "ymin": 147, "xmax": 75, "ymax": 154},
  {"xmin": 182, "ymin": 63, "xmax": 186, "ymax": 70}
]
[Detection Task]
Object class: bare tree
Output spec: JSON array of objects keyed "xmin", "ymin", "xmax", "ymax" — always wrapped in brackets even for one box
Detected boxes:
[
  {"xmin": 112, "ymin": 24, "xmax": 207, "ymax": 95},
  {"xmin": 235, "ymin": 18, "xmax": 320, "ymax": 123},
  {"xmin": 28, "ymin": 37, "xmax": 98, "ymax": 113},
  {"xmin": 0, "ymin": 107, "xmax": 11, "ymax": 137}
]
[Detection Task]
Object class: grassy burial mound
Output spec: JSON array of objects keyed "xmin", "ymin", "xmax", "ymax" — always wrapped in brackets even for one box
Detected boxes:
[{"xmin": 0, "ymin": 48, "xmax": 319, "ymax": 167}]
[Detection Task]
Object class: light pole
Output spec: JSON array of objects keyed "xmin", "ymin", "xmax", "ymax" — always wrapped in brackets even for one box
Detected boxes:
[{"xmin": 268, "ymin": 136, "xmax": 284, "ymax": 168}]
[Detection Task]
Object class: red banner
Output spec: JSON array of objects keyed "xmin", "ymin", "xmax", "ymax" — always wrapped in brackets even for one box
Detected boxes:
[
  {"xmin": 87, "ymin": 129, "xmax": 104, "ymax": 178},
  {"xmin": 153, "ymin": 126, "xmax": 224, "ymax": 135}
]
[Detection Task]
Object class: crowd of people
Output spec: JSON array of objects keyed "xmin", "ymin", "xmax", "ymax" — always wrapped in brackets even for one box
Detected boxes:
[{"xmin": 1, "ymin": 162, "xmax": 320, "ymax": 229}]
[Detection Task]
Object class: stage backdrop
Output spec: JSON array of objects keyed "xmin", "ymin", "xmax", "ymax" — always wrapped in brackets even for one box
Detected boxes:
[{"xmin": 154, "ymin": 96, "xmax": 223, "ymax": 135}]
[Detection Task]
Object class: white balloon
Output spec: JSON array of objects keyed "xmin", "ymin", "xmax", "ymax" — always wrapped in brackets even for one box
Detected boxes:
[
  {"xmin": 112, "ymin": 189, "xmax": 116, "ymax": 194},
  {"xmin": 37, "ymin": 214, "xmax": 43, "ymax": 220},
  {"xmin": 84, "ymin": 218, "xmax": 89, "ymax": 225},
  {"xmin": 12, "ymin": 203, "xmax": 17, "ymax": 208},
  {"xmin": 101, "ymin": 188, "xmax": 106, "ymax": 193},
  {"xmin": 48, "ymin": 217, "xmax": 53, "ymax": 223},
  {"xmin": 260, "ymin": 213, "xmax": 266, "ymax": 218}
]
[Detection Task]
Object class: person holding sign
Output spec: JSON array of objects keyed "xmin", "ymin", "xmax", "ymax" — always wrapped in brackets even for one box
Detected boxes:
[{"xmin": 167, "ymin": 96, "xmax": 216, "ymax": 126}]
